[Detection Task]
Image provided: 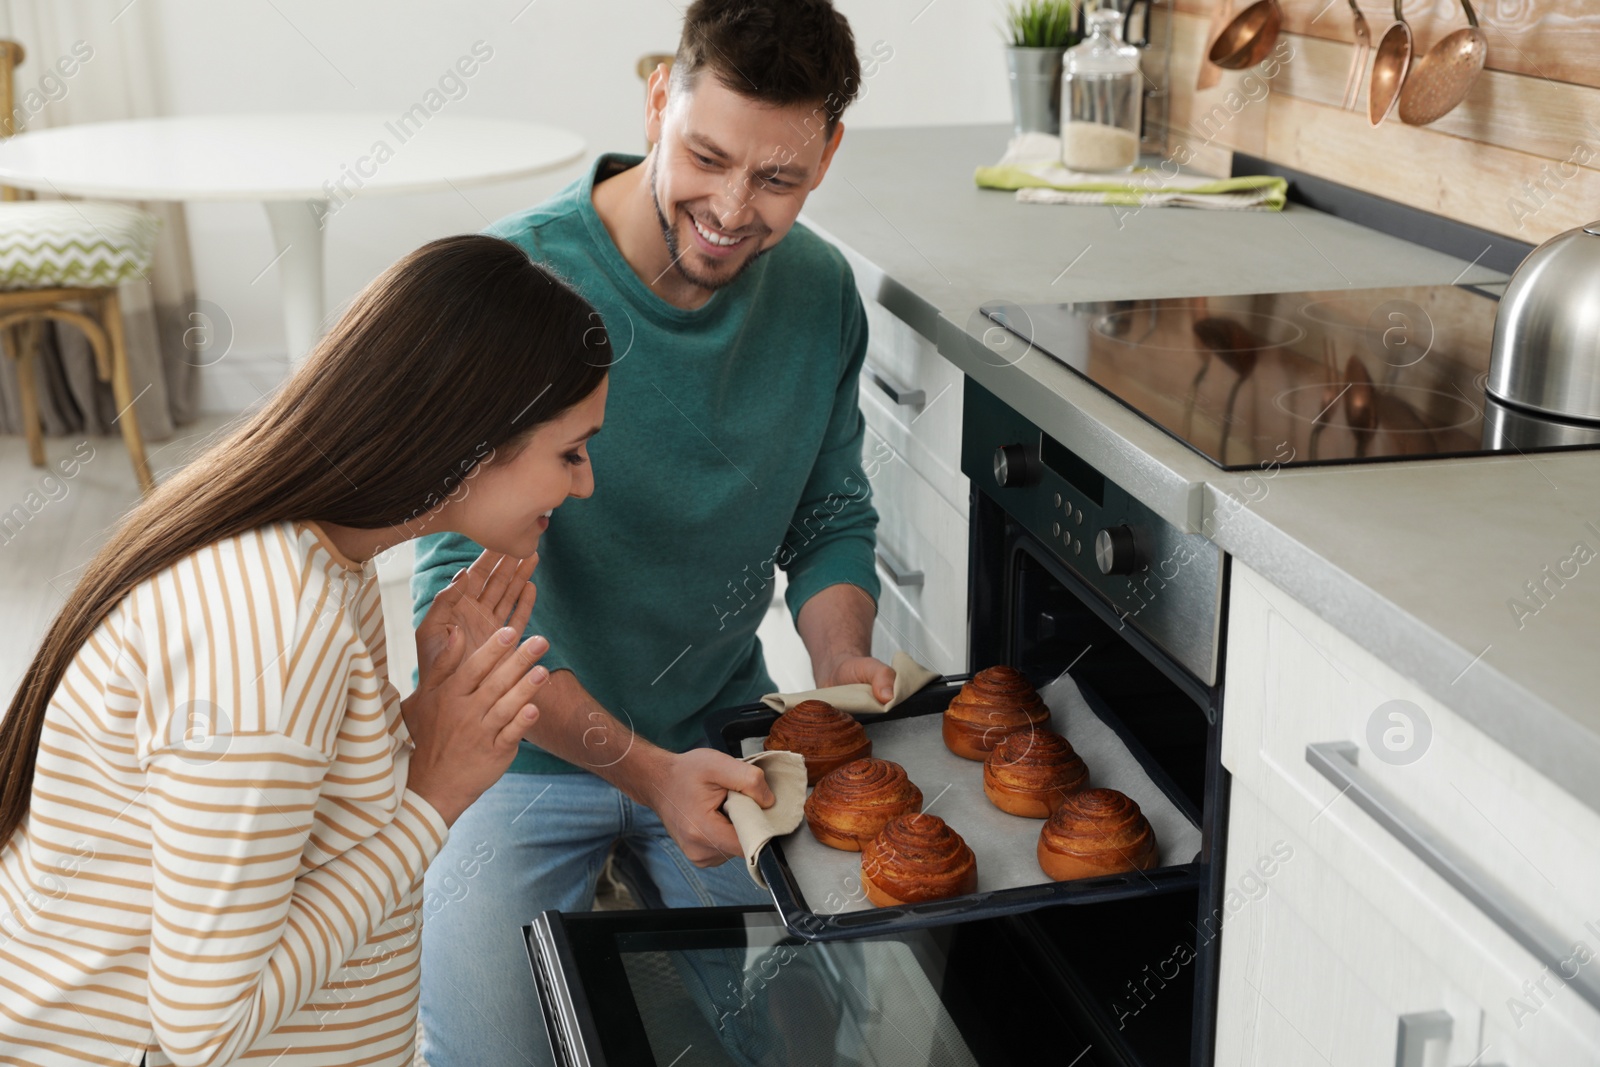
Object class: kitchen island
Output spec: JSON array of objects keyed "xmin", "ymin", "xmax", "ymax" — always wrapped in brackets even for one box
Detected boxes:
[{"xmin": 801, "ymin": 124, "xmax": 1600, "ymax": 1066}]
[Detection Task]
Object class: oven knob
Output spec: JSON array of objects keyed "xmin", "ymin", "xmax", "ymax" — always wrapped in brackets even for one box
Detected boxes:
[
  {"xmin": 1094, "ymin": 526, "xmax": 1139, "ymax": 575},
  {"xmin": 992, "ymin": 444, "xmax": 1036, "ymax": 488}
]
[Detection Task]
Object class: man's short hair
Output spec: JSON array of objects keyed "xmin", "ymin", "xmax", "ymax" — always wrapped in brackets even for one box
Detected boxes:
[{"xmin": 673, "ymin": 0, "xmax": 862, "ymax": 136}]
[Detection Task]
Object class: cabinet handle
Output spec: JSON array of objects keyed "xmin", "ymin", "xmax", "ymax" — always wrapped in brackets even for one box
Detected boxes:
[
  {"xmin": 864, "ymin": 362, "xmax": 925, "ymax": 408},
  {"xmin": 1306, "ymin": 741, "xmax": 1600, "ymax": 1015},
  {"xmin": 874, "ymin": 543, "xmax": 924, "ymax": 588},
  {"xmin": 1394, "ymin": 1010, "xmax": 1451, "ymax": 1067}
]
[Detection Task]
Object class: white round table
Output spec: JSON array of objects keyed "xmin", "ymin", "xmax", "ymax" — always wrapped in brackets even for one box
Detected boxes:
[{"xmin": 0, "ymin": 115, "xmax": 585, "ymax": 361}]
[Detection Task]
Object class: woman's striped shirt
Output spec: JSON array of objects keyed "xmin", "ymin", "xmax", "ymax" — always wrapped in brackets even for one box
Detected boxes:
[{"xmin": 0, "ymin": 520, "xmax": 449, "ymax": 1066}]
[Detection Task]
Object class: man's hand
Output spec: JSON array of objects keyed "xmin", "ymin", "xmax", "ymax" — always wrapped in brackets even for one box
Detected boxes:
[
  {"xmin": 416, "ymin": 550, "xmax": 538, "ymax": 682},
  {"xmin": 796, "ymin": 583, "xmax": 895, "ymax": 703},
  {"xmin": 819, "ymin": 654, "xmax": 896, "ymax": 705},
  {"xmin": 643, "ymin": 748, "xmax": 776, "ymax": 867},
  {"xmin": 520, "ymin": 672, "xmax": 777, "ymax": 867}
]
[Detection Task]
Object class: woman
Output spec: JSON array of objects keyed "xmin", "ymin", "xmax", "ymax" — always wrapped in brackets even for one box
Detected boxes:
[{"xmin": 0, "ymin": 234, "xmax": 610, "ymax": 1066}]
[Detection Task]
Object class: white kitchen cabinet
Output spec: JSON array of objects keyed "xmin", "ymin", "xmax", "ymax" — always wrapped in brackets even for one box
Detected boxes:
[
  {"xmin": 1215, "ymin": 562, "xmax": 1600, "ymax": 1066},
  {"xmin": 862, "ymin": 421, "xmax": 967, "ymax": 675},
  {"xmin": 858, "ymin": 298, "xmax": 967, "ymax": 515},
  {"xmin": 1219, "ymin": 781, "xmax": 1492, "ymax": 1065},
  {"xmin": 853, "ymin": 290, "xmax": 970, "ymax": 679}
]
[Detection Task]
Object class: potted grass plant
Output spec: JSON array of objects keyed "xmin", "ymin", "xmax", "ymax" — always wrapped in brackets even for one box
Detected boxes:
[{"xmin": 1003, "ymin": 0, "xmax": 1078, "ymax": 135}]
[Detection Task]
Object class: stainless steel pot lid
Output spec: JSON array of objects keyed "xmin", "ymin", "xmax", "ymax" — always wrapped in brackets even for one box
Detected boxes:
[
  {"xmin": 1482, "ymin": 395, "xmax": 1600, "ymax": 450},
  {"xmin": 1487, "ymin": 221, "xmax": 1600, "ymax": 423}
]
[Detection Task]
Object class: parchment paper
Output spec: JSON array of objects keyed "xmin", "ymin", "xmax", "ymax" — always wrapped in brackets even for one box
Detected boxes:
[{"xmin": 740, "ymin": 670, "xmax": 1202, "ymax": 915}]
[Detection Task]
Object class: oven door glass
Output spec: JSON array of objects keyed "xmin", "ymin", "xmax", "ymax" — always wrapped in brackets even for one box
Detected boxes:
[{"xmin": 526, "ymin": 905, "xmax": 1116, "ymax": 1067}]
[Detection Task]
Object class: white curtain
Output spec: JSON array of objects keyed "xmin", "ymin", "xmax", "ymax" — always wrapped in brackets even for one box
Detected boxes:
[{"xmin": 0, "ymin": 0, "xmax": 198, "ymax": 442}]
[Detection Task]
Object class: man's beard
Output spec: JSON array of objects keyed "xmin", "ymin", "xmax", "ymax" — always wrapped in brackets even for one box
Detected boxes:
[{"xmin": 649, "ymin": 152, "xmax": 765, "ymax": 292}]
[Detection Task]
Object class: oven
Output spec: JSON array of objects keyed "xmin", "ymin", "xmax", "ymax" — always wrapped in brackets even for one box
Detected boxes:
[
  {"xmin": 524, "ymin": 374, "xmax": 1231, "ymax": 1067},
  {"xmin": 962, "ymin": 374, "xmax": 1229, "ymax": 1066}
]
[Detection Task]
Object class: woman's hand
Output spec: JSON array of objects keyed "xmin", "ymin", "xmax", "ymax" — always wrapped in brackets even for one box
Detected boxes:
[
  {"xmin": 403, "ymin": 626, "xmax": 550, "ymax": 826},
  {"xmin": 416, "ymin": 550, "xmax": 538, "ymax": 685}
]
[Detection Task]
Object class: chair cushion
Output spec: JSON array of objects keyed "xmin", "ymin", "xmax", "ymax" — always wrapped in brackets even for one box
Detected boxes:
[{"xmin": 0, "ymin": 201, "xmax": 161, "ymax": 289}]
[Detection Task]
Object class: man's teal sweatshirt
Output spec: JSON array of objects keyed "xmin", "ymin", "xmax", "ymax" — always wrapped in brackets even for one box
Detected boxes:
[{"xmin": 411, "ymin": 153, "xmax": 881, "ymax": 774}]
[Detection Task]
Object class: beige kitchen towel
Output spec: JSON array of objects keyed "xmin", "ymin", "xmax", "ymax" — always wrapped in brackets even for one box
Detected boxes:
[
  {"xmin": 759, "ymin": 651, "xmax": 941, "ymax": 715},
  {"xmin": 724, "ymin": 750, "xmax": 808, "ymax": 888}
]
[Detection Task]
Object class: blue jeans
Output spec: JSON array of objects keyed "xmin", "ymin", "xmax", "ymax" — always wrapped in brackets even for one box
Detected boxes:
[{"xmin": 418, "ymin": 770, "xmax": 771, "ymax": 1067}]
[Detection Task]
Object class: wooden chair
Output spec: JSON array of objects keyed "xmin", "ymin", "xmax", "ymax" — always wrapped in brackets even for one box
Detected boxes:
[
  {"xmin": 636, "ymin": 53, "xmax": 676, "ymax": 81},
  {"xmin": 0, "ymin": 41, "xmax": 158, "ymax": 492}
]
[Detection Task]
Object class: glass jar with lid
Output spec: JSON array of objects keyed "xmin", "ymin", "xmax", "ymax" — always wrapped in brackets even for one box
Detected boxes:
[{"xmin": 1060, "ymin": 6, "xmax": 1143, "ymax": 174}]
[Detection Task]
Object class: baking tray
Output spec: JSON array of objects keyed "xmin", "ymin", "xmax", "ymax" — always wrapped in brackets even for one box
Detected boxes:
[{"xmin": 704, "ymin": 669, "xmax": 1204, "ymax": 942}]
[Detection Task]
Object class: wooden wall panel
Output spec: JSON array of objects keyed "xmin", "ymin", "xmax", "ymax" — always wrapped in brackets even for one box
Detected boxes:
[
  {"xmin": 1158, "ymin": 9, "xmax": 1600, "ymax": 242},
  {"xmin": 1261, "ymin": 94, "xmax": 1600, "ymax": 241},
  {"xmin": 1261, "ymin": 25, "xmax": 1600, "ymax": 167},
  {"xmin": 1165, "ymin": 11, "xmax": 1273, "ymax": 163},
  {"xmin": 1173, "ymin": 0, "xmax": 1600, "ymax": 90}
]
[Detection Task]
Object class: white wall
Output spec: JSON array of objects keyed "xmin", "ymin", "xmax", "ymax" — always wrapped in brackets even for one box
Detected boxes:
[{"xmin": 141, "ymin": 0, "xmax": 1012, "ymax": 413}]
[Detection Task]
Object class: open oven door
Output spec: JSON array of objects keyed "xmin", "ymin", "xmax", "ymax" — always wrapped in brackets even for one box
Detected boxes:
[{"xmin": 524, "ymin": 903, "xmax": 1201, "ymax": 1067}]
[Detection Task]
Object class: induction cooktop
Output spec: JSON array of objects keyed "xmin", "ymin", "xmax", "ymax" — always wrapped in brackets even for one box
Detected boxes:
[{"xmin": 982, "ymin": 285, "xmax": 1600, "ymax": 470}]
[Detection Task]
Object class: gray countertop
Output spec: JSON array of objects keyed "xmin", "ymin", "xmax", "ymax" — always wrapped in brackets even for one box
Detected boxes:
[{"xmin": 801, "ymin": 124, "xmax": 1600, "ymax": 814}]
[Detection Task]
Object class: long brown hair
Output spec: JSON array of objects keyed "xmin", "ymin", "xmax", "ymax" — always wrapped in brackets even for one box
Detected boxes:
[{"xmin": 0, "ymin": 234, "xmax": 610, "ymax": 844}]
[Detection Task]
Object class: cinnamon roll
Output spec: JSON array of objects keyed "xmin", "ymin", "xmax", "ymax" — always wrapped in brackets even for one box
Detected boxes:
[
  {"xmin": 860, "ymin": 813, "xmax": 978, "ymax": 907},
  {"xmin": 983, "ymin": 730, "xmax": 1089, "ymax": 817},
  {"xmin": 942, "ymin": 666, "xmax": 1050, "ymax": 761},
  {"xmin": 763, "ymin": 699, "xmax": 871, "ymax": 785},
  {"xmin": 805, "ymin": 758, "xmax": 923, "ymax": 851},
  {"xmin": 1036, "ymin": 787, "xmax": 1159, "ymax": 882}
]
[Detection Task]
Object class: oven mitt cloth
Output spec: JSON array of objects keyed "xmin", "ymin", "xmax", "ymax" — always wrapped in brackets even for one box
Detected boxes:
[
  {"xmin": 759, "ymin": 650, "xmax": 941, "ymax": 715},
  {"xmin": 724, "ymin": 750, "xmax": 808, "ymax": 888}
]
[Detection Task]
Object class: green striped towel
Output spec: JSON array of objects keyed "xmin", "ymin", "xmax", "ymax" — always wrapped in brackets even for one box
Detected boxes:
[{"xmin": 976, "ymin": 132, "xmax": 1288, "ymax": 212}]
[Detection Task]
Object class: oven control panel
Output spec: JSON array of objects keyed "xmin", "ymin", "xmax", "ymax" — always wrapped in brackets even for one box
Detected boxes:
[{"xmin": 962, "ymin": 379, "xmax": 1223, "ymax": 686}]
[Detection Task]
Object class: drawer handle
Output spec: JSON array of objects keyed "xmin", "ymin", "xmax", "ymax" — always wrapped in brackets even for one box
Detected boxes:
[
  {"xmin": 1395, "ymin": 1010, "xmax": 1450, "ymax": 1067},
  {"xmin": 874, "ymin": 544, "xmax": 924, "ymax": 588},
  {"xmin": 864, "ymin": 363, "xmax": 925, "ymax": 408},
  {"xmin": 1306, "ymin": 741, "xmax": 1600, "ymax": 1015}
]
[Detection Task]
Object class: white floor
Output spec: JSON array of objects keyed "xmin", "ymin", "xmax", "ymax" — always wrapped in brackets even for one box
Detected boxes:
[
  {"xmin": 1, "ymin": 420, "xmax": 814, "ymax": 718},
  {"xmin": 0, "ymin": 415, "xmax": 239, "ymax": 702}
]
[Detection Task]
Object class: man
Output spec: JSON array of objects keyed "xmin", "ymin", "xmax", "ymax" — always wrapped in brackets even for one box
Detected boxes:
[{"xmin": 410, "ymin": 2, "xmax": 893, "ymax": 1062}]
